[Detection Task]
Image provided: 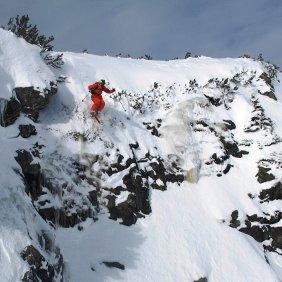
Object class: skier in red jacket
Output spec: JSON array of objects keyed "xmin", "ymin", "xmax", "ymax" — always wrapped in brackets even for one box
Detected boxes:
[{"xmin": 88, "ymin": 79, "xmax": 115, "ymax": 117}]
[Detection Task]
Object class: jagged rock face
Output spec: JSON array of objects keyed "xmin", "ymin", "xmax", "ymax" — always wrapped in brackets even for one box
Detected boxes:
[
  {"xmin": 15, "ymin": 84, "xmax": 57, "ymax": 121},
  {"xmin": 15, "ymin": 149, "xmax": 43, "ymax": 200},
  {"xmin": 0, "ymin": 97, "xmax": 21, "ymax": 127},
  {"xmin": 229, "ymin": 155, "xmax": 282, "ymax": 257},
  {"xmin": 256, "ymin": 166, "xmax": 275, "ymax": 183},
  {"xmin": 259, "ymin": 182, "xmax": 282, "ymax": 202},
  {"xmin": 21, "ymin": 244, "xmax": 64, "ymax": 282},
  {"xmin": 38, "ymin": 206, "xmax": 94, "ymax": 228},
  {"xmin": 244, "ymin": 97, "xmax": 281, "ymax": 148},
  {"xmin": 260, "ymin": 91, "xmax": 277, "ymax": 101},
  {"xmin": 103, "ymin": 144, "xmax": 184, "ymax": 225},
  {"xmin": 15, "ymin": 149, "xmax": 98, "ymax": 228},
  {"xmin": 0, "ymin": 84, "xmax": 57, "ymax": 127},
  {"xmin": 19, "ymin": 124, "xmax": 37, "ymax": 138}
]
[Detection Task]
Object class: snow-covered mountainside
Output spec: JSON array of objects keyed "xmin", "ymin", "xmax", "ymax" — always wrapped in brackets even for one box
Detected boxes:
[{"xmin": 0, "ymin": 28, "xmax": 282, "ymax": 282}]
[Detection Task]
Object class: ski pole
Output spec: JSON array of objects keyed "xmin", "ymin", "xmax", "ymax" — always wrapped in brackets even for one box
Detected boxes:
[{"xmin": 82, "ymin": 92, "xmax": 90, "ymax": 102}]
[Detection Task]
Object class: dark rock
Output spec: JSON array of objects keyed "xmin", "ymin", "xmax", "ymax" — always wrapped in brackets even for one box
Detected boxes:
[
  {"xmin": 220, "ymin": 137, "xmax": 246, "ymax": 158},
  {"xmin": 102, "ymin": 261, "xmax": 125, "ymax": 270},
  {"xmin": 204, "ymin": 94, "xmax": 221, "ymax": 106},
  {"xmin": 88, "ymin": 190, "xmax": 99, "ymax": 206},
  {"xmin": 38, "ymin": 232, "xmax": 53, "ymax": 253},
  {"xmin": 240, "ymin": 225, "xmax": 269, "ymax": 243},
  {"xmin": 194, "ymin": 278, "xmax": 208, "ymax": 282},
  {"xmin": 223, "ymin": 164, "xmax": 232, "ymax": 174},
  {"xmin": 123, "ymin": 171, "xmax": 151, "ymax": 213},
  {"xmin": 38, "ymin": 206, "xmax": 92, "ymax": 228},
  {"xmin": 259, "ymin": 182, "xmax": 282, "ymax": 202},
  {"xmin": 21, "ymin": 245, "xmax": 46, "ymax": 269},
  {"xmin": 143, "ymin": 122, "xmax": 161, "ymax": 137},
  {"xmin": 22, "ymin": 270, "xmax": 40, "ymax": 282},
  {"xmin": 259, "ymin": 72, "xmax": 272, "ymax": 87},
  {"xmin": 15, "ymin": 150, "xmax": 43, "ymax": 199},
  {"xmin": 260, "ymin": 91, "xmax": 277, "ymax": 101},
  {"xmin": 14, "ymin": 85, "xmax": 57, "ymax": 122},
  {"xmin": 106, "ymin": 148, "xmax": 183, "ymax": 225},
  {"xmin": 223, "ymin": 120, "xmax": 236, "ymax": 130},
  {"xmin": 19, "ymin": 124, "xmax": 37, "ymax": 138},
  {"xmin": 0, "ymin": 97, "xmax": 21, "ymax": 127},
  {"xmin": 209, "ymin": 153, "xmax": 229, "ymax": 165},
  {"xmin": 230, "ymin": 210, "xmax": 240, "ymax": 228},
  {"xmin": 107, "ymin": 183, "xmax": 148, "ymax": 225},
  {"xmin": 256, "ymin": 166, "xmax": 275, "ymax": 183},
  {"xmin": 21, "ymin": 245, "xmax": 55, "ymax": 282},
  {"xmin": 106, "ymin": 155, "xmax": 134, "ymax": 176},
  {"xmin": 270, "ymin": 227, "xmax": 282, "ymax": 249},
  {"xmin": 247, "ymin": 212, "xmax": 282, "ymax": 225}
]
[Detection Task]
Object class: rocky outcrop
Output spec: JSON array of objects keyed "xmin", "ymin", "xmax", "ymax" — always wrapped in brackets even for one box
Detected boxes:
[
  {"xmin": 0, "ymin": 83, "xmax": 57, "ymax": 127},
  {"xmin": 15, "ymin": 150, "xmax": 98, "ymax": 228},
  {"xmin": 256, "ymin": 166, "xmax": 275, "ymax": 183},
  {"xmin": 102, "ymin": 261, "xmax": 125, "ymax": 270},
  {"xmin": 259, "ymin": 91, "xmax": 277, "ymax": 101},
  {"xmin": 229, "ymin": 154, "xmax": 282, "ymax": 258},
  {"xmin": 38, "ymin": 206, "xmax": 94, "ymax": 228},
  {"xmin": 14, "ymin": 83, "xmax": 57, "ymax": 121},
  {"xmin": 143, "ymin": 119, "xmax": 162, "ymax": 137},
  {"xmin": 259, "ymin": 182, "xmax": 282, "ymax": 202},
  {"xmin": 104, "ymin": 143, "xmax": 184, "ymax": 226},
  {"xmin": 15, "ymin": 150, "xmax": 43, "ymax": 199},
  {"xmin": 229, "ymin": 210, "xmax": 240, "ymax": 228},
  {"xmin": 19, "ymin": 124, "xmax": 37, "ymax": 138},
  {"xmin": 0, "ymin": 97, "xmax": 21, "ymax": 127},
  {"xmin": 21, "ymin": 244, "xmax": 64, "ymax": 282}
]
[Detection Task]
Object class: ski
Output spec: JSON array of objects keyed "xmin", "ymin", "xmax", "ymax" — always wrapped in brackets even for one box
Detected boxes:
[{"xmin": 93, "ymin": 115, "xmax": 101, "ymax": 124}]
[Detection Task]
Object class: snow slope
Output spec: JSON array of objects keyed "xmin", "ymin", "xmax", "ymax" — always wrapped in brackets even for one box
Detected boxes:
[{"xmin": 0, "ymin": 28, "xmax": 282, "ymax": 281}]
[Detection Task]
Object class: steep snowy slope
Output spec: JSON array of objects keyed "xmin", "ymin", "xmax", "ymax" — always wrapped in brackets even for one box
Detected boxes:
[{"xmin": 0, "ymin": 29, "xmax": 282, "ymax": 281}]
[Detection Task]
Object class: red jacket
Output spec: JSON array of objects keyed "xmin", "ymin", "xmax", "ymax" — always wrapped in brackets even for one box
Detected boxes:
[{"xmin": 88, "ymin": 82, "xmax": 115, "ymax": 96}]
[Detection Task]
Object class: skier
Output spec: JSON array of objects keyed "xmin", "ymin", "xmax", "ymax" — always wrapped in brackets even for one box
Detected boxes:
[{"xmin": 88, "ymin": 79, "xmax": 115, "ymax": 121}]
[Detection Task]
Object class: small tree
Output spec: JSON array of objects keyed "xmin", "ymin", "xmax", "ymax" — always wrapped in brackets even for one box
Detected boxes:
[
  {"xmin": 3, "ymin": 15, "xmax": 64, "ymax": 68},
  {"xmin": 184, "ymin": 51, "xmax": 191, "ymax": 59},
  {"xmin": 257, "ymin": 53, "xmax": 264, "ymax": 61},
  {"xmin": 144, "ymin": 54, "xmax": 153, "ymax": 60}
]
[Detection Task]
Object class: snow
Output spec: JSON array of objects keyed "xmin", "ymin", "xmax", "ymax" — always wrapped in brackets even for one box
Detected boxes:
[
  {"xmin": 0, "ymin": 28, "xmax": 281, "ymax": 281},
  {"xmin": 57, "ymin": 182, "xmax": 279, "ymax": 282},
  {"xmin": 0, "ymin": 29, "xmax": 55, "ymax": 99}
]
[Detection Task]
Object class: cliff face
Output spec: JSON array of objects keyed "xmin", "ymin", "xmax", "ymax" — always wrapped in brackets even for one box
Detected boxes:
[{"xmin": 0, "ymin": 28, "xmax": 281, "ymax": 281}]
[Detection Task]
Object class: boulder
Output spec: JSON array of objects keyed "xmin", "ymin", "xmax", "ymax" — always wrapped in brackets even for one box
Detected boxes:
[
  {"xmin": 0, "ymin": 97, "xmax": 21, "ymax": 127},
  {"xmin": 229, "ymin": 210, "xmax": 240, "ymax": 228},
  {"xmin": 14, "ymin": 84, "xmax": 57, "ymax": 122},
  {"xmin": 15, "ymin": 150, "xmax": 42, "ymax": 200},
  {"xmin": 256, "ymin": 166, "xmax": 275, "ymax": 183},
  {"xmin": 259, "ymin": 182, "xmax": 282, "ymax": 202},
  {"xmin": 260, "ymin": 91, "xmax": 277, "ymax": 101},
  {"xmin": 102, "ymin": 261, "xmax": 125, "ymax": 270},
  {"xmin": 19, "ymin": 124, "xmax": 37, "ymax": 138},
  {"xmin": 21, "ymin": 245, "xmax": 55, "ymax": 282}
]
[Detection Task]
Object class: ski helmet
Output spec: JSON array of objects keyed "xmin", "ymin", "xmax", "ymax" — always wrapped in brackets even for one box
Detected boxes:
[{"xmin": 100, "ymin": 79, "xmax": 106, "ymax": 85}]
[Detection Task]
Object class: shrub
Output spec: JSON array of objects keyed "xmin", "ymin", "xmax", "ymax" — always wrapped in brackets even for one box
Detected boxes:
[
  {"xmin": 184, "ymin": 51, "xmax": 191, "ymax": 59},
  {"xmin": 3, "ymin": 15, "xmax": 64, "ymax": 68}
]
